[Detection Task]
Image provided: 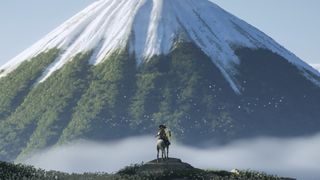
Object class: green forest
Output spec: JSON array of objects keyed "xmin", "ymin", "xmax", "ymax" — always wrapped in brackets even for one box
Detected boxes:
[{"xmin": 0, "ymin": 42, "xmax": 319, "ymax": 161}]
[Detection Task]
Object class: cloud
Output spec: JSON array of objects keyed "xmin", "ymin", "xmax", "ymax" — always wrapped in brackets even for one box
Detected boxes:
[{"xmin": 21, "ymin": 134, "xmax": 320, "ymax": 180}]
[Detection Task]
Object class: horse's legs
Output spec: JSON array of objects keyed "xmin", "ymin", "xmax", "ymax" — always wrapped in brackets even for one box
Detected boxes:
[
  {"xmin": 161, "ymin": 149, "xmax": 164, "ymax": 159},
  {"xmin": 163, "ymin": 149, "xmax": 166, "ymax": 159},
  {"xmin": 157, "ymin": 148, "xmax": 159, "ymax": 162}
]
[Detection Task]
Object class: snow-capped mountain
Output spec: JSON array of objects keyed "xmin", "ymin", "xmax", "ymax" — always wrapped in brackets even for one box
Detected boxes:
[
  {"xmin": 0, "ymin": 0, "xmax": 320, "ymax": 161},
  {"xmin": 312, "ymin": 64, "xmax": 320, "ymax": 71},
  {"xmin": 0, "ymin": 0, "xmax": 319, "ymax": 93}
]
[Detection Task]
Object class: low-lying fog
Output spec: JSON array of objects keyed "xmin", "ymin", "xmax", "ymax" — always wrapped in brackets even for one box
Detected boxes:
[{"xmin": 21, "ymin": 134, "xmax": 320, "ymax": 180}]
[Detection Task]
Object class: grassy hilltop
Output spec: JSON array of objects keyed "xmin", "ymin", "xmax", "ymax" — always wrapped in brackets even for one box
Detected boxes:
[{"xmin": 0, "ymin": 158, "xmax": 295, "ymax": 180}]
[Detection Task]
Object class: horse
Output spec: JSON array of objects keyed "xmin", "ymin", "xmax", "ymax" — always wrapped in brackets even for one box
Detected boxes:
[{"xmin": 156, "ymin": 136, "xmax": 169, "ymax": 161}]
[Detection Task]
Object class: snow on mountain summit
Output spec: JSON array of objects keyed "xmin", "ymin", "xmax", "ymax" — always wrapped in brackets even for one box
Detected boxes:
[{"xmin": 1, "ymin": 0, "xmax": 319, "ymax": 93}]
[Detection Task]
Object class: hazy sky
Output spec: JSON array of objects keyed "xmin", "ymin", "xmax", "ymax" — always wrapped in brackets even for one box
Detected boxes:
[{"xmin": 0, "ymin": 0, "xmax": 319, "ymax": 66}]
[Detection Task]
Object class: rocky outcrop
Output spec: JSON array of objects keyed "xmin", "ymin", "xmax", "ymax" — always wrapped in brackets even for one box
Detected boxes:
[{"xmin": 138, "ymin": 158, "xmax": 194, "ymax": 174}]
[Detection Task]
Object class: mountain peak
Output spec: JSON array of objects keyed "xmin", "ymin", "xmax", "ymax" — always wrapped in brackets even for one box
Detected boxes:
[{"xmin": 1, "ymin": 0, "xmax": 319, "ymax": 93}]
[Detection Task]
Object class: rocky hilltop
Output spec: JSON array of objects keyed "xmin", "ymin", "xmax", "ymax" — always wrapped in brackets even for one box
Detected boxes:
[{"xmin": 118, "ymin": 158, "xmax": 295, "ymax": 180}]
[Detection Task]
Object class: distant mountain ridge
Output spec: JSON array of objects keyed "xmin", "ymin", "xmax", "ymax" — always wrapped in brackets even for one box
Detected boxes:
[{"xmin": 0, "ymin": 0, "xmax": 319, "ymax": 161}]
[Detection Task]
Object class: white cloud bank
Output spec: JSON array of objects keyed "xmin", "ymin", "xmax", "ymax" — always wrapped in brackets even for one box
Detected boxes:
[{"xmin": 21, "ymin": 134, "xmax": 320, "ymax": 180}]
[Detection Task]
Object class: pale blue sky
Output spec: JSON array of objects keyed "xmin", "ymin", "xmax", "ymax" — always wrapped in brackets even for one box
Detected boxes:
[{"xmin": 0, "ymin": 0, "xmax": 319, "ymax": 66}]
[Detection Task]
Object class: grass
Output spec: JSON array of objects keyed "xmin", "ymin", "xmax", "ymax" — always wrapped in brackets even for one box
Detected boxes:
[{"xmin": 0, "ymin": 161, "xmax": 293, "ymax": 180}]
